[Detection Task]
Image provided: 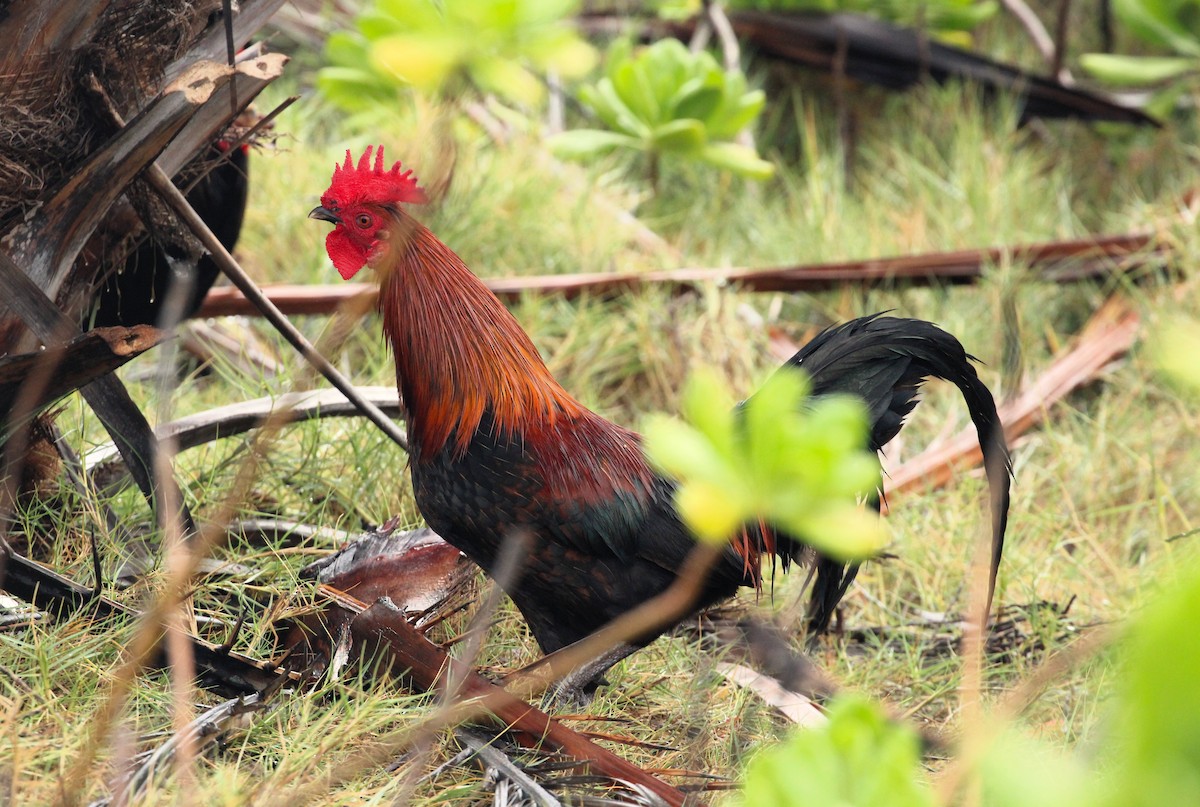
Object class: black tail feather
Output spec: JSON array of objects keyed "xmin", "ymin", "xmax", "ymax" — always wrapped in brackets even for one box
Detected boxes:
[{"xmin": 784, "ymin": 314, "xmax": 1012, "ymax": 634}]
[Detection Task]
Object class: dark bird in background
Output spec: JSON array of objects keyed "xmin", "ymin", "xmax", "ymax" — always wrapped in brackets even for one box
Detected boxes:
[
  {"xmin": 310, "ymin": 146, "xmax": 1011, "ymax": 691},
  {"xmin": 90, "ymin": 141, "xmax": 249, "ymax": 328}
]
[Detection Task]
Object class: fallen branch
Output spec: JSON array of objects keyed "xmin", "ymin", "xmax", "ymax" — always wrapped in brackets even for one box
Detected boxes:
[
  {"xmin": 195, "ymin": 232, "xmax": 1164, "ymax": 317},
  {"xmin": 0, "ymin": 325, "xmax": 166, "ymax": 427},
  {"xmin": 85, "ymin": 387, "xmax": 404, "ymax": 490}
]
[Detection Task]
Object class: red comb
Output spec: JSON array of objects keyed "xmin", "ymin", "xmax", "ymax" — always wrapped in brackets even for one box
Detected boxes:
[{"xmin": 322, "ymin": 145, "xmax": 428, "ymax": 208}]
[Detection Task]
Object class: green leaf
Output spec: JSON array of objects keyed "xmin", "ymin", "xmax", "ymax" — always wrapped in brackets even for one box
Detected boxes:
[
  {"xmin": 785, "ymin": 503, "xmax": 888, "ymax": 560},
  {"xmin": 744, "ymin": 369, "xmax": 810, "ymax": 484},
  {"xmin": 1099, "ymin": 557, "xmax": 1200, "ymax": 807},
  {"xmin": 708, "ymin": 89, "xmax": 766, "ymax": 140},
  {"xmin": 320, "ymin": 0, "xmax": 593, "ymax": 106},
  {"xmin": 681, "ymin": 369, "xmax": 737, "ymax": 460},
  {"xmin": 668, "ymin": 75, "xmax": 725, "ymax": 122},
  {"xmin": 612, "ymin": 59, "xmax": 662, "ymax": 126},
  {"xmin": 741, "ymin": 695, "xmax": 934, "ymax": 807},
  {"xmin": 469, "ymin": 55, "xmax": 544, "ymax": 105},
  {"xmin": 369, "ymin": 33, "xmax": 466, "ymax": 91},
  {"xmin": 651, "ymin": 119, "xmax": 708, "ymax": 153},
  {"xmin": 1151, "ymin": 316, "xmax": 1200, "ymax": 397},
  {"xmin": 641, "ymin": 414, "xmax": 731, "ymax": 484},
  {"xmin": 587, "ymin": 79, "xmax": 653, "ymax": 138},
  {"xmin": 675, "ymin": 479, "xmax": 749, "ymax": 544},
  {"xmin": 547, "ymin": 129, "xmax": 642, "ymax": 158},
  {"xmin": 1080, "ymin": 53, "xmax": 1200, "ymax": 85},
  {"xmin": 1113, "ymin": 0, "xmax": 1200, "ymax": 56},
  {"xmin": 698, "ymin": 143, "xmax": 777, "ymax": 179}
]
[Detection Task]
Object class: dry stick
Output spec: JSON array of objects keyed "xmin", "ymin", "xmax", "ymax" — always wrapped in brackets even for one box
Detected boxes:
[
  {"xmin": 1051, "ymin": 0, "xmax": 1073, "ymax": 82},
  {"xmin": 703, "ymin": 1, "xmax": 754, "ymax": 151},
  {"xmin": 149, "ymin": 269, "xmax": 202, "ymax": 798},
  {"xmin": 1000, "ymin": 0, "xmax": 1073, "ymax": 83},
  {"xmin": 195, "ymin": 232, "xmax": 1163, "ymax": 317}
]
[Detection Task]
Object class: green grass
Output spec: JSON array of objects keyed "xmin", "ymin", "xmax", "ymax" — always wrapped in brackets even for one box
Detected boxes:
[{"xmin": 4, "ymin": 32, "xmax": 1200, "ymax": 804}]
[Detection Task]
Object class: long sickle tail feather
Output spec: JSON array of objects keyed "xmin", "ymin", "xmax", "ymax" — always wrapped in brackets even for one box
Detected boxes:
[{"xmin": 785, "ymin": 314, "xmax": 1012, "ymax": 633}]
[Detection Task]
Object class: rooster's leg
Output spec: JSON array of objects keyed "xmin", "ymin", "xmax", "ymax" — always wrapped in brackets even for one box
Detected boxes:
[{"xmin": 541, "ymin": 642, "xmax": 639, "ymax": 709}]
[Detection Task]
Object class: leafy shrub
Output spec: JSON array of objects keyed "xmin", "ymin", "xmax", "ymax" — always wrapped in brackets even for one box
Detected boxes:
[{"xmin": 549, "ymin": 39, "xmax": 775, "ymax": 181}]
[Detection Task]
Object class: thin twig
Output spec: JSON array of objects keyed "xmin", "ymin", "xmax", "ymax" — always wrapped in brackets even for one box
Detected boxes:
[{"xmin": 999, "ymin": 0, "xmax": 1074, "ymax": 84}]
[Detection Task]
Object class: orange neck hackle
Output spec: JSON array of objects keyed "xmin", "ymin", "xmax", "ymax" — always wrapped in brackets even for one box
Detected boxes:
[{"xmin": 376, "ymin": 213, "xmax": 586, "ymax": 459}]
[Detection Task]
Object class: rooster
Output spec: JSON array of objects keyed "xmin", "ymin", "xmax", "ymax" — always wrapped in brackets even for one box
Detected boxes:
[{"xmin": 310, "ymin": 146, "xmax": 1011, "ymax": 691}]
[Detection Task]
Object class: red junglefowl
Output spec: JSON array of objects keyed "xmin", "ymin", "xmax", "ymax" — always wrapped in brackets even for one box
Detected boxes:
[{"xmin": 309, "ymin": 146, "xmax": 1011, "ymax": 692}]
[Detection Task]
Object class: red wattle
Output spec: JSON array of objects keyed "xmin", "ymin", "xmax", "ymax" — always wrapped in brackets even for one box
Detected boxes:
[{"xmin": 326, "ymin": 229, "xmax": 367, "ymax": 280}]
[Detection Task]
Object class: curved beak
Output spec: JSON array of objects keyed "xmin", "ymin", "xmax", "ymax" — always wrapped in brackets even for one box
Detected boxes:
[{"xmin": 308, "ymin": 205, "xmax": 341, "ymax": 224}]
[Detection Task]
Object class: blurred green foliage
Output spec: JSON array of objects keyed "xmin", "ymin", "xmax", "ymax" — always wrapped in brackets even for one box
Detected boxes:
[
  {"xmin": 318, "ymin": 0, "xmax": 596, "ymax": 109},
  {"xmin": 1081, "ymin": 0, "xmax": 1200, "ymax": 116},
  {"xmin": 741, "ymin": 696, "xmax": 934, "ymax": 807},
  {"xmin": 642, "ymin": 367, "xmax": 885, "ymax": 557},
  {"xmin": 548, "ymin": 39, "xmax": 774, "ymax": 181}
]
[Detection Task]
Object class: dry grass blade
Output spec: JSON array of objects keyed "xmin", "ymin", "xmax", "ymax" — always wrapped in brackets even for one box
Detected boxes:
[
  {"xmin": 91, "ymin": 694, "xmax": 271, "ymax": 807},
  {"xmin": 714, "ymin": 663, "xmax": 829, "ymax": 727}
]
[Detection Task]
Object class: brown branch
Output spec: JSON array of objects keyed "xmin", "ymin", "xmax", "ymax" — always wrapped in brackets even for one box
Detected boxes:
[
  {"xmin": 0, "ymin": 325, "xmax": 165, "ymax": 426},
  {"xmin": 194, "ymin": 232, "xmax": 1164, "ymax": 317}
]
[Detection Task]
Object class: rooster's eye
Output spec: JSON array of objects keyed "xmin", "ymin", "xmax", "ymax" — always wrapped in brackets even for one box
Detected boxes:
[{"xmin": 355, "ymin": 214, "xmax": 372, "ymax": 228}]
